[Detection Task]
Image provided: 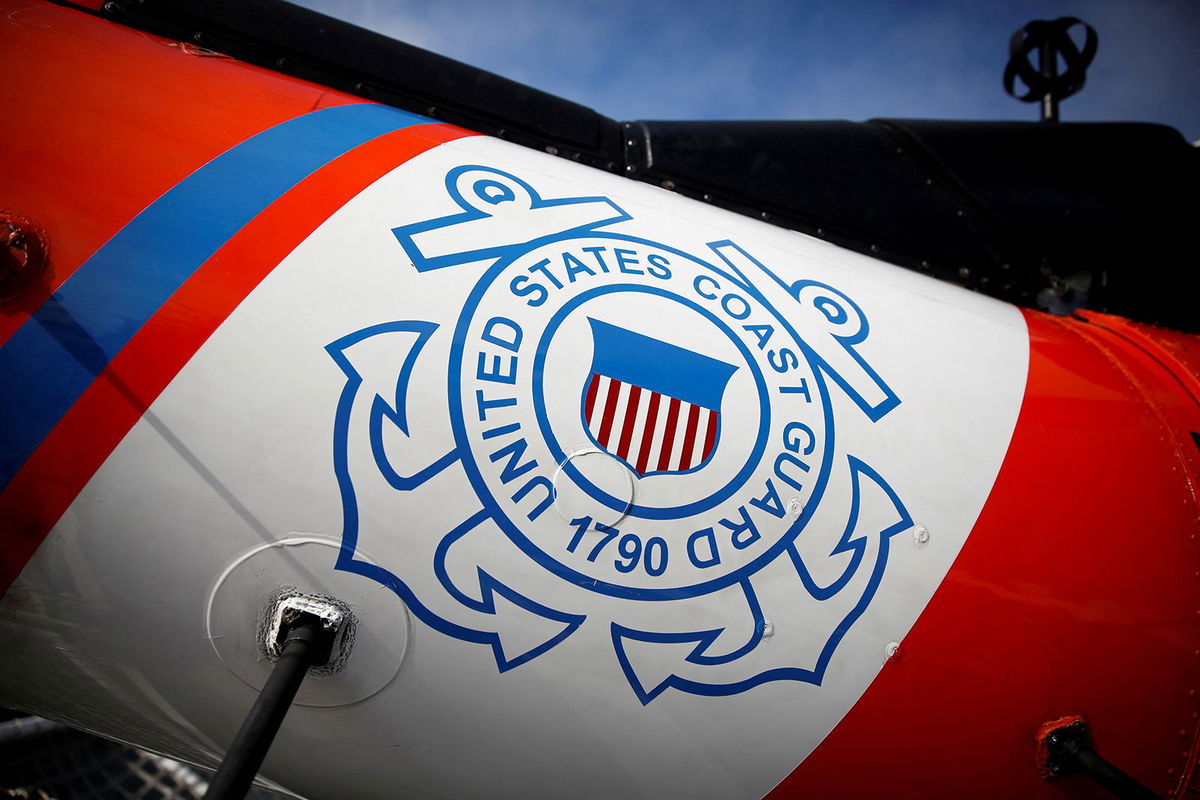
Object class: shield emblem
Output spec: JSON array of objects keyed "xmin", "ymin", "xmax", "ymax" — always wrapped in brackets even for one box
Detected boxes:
[{"xmin": 582, "ymin": 318, "xmax": 737, "ymax": 476}]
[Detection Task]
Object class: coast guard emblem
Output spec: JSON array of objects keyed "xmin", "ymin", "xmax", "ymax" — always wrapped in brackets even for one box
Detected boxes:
[{"xmin": 328, "ymin": 164, "xmax": 911, "ymax": 703}]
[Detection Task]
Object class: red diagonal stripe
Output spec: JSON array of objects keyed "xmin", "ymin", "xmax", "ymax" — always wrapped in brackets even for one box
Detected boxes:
[
  {"xmin": 0, "ymin": 122, "xmax": 472, "ymax": 596},
  {"xmin": 702, "ymin": 409, "xmax": 719, "ymax": 463},
  {"xmin": 616, "ymin": 385, "xmax": 642, "ymax": 461},
  {"xmin": 677, "ymin": 403, "xmax": 702, "ymax": 471},
  {"xmin": 657, "ymin": 397, "xmax": 682, "ymax": 472},
  {"xmin": 596, "ymin": 377, "xmax": 623, "ymax": 447},
  {"xmin": 635, "ymin": 391, "xmax": 662, "ymax": 475}
]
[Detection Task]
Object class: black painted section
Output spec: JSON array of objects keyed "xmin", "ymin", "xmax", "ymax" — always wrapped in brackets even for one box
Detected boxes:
[
  {"xmin": 91, "ymin": 0, "xmax": 1200, "ymax": 331},
  {"xmin": 634, "ymin": 118, "xmax": 1200, "ymax": 330}
]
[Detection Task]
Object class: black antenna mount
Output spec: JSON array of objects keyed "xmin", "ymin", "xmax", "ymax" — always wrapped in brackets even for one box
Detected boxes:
[{"xmin": 1004, "ymin": 18, "xmax": 1098, "ymax": 122}]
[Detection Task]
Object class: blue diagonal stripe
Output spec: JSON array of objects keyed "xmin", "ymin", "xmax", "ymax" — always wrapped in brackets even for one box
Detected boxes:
[{"xmin": 0, "ymin": 103, "xmax": 430, "ymax": 491}]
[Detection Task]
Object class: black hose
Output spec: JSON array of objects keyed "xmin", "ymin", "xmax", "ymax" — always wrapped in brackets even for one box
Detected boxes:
[
  {"xmin": 1071, "ymin": 745, "xmax": 1162, "ymax": 800},
  {"xmin": 205, "ymin": 623, "xmax": 318, "ymax": 800}
]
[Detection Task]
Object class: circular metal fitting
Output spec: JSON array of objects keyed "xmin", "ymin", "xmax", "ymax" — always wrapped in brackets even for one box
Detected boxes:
[{"xmin": 0, "ymin": 212, "xmax": 48, "ymax": 301}]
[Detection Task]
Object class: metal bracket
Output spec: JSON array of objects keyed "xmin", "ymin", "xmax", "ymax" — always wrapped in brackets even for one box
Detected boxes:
[{"xmin": 262, "ymin": 591, "xmax": 354, "ymax": 674}]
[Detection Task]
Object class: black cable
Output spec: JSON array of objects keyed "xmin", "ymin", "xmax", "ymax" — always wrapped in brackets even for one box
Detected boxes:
[
  {"xmin": 1041, "ymin": 719, "xmax": 1163, "ymax": 800},
  {"xmin": 205, "ymin": 623, "xmax": 319, "ymax": 800},
  {"xmin": 1065, "ymin": 737, "xmax": 1162, "ymax": 800}
]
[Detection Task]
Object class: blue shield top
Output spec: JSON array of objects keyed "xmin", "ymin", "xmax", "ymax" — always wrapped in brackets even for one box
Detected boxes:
[
  {"xmin": 583, "ymin": 318, "xmax": 738, "ymax": 476},
  {"xmin": 587, "ymin": 318, "xmax": 737, "ymax": 411}
]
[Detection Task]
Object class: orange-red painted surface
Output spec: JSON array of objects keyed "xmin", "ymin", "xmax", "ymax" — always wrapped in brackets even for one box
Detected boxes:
[
  {"xmin": 0, "ymin": 1, "xmax": 352, "ymax": 347},
  {"xmin": 771, "ymin": 310, "xmax": 1200, "ymax": 798}
]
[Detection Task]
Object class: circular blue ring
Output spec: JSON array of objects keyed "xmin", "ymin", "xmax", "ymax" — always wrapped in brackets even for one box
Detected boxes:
[
  {"xmin": 532, "ymin": 282, "xmax": 770, "ymax": 520},
  {"xmin": 447, "ymin": 233, "xmax": 837, "ymax": 600}
]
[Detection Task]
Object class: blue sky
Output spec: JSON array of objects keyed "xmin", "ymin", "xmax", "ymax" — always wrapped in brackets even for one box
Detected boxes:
[{"xmin": 297, "ymin": 1, "xmax": 1200, "ymax": 141}]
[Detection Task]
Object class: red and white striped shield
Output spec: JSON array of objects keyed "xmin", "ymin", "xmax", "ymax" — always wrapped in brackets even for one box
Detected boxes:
[{"xmin": 581, "ymin": 318, "xmax": 738, "ymax": 477}]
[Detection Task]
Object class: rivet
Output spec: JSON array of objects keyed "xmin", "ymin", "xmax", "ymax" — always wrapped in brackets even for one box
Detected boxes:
[
  {"xmin": 912, "ymin": 525, "xmax": 930, "ymax": 546},
  {"xmin": 885, "ymin": 641, "xmax": 901, "ymax": 659},
  {"xmin": 761, "ymin": 211, "xmax": 770, "ymax": 220},
  {"xmin": 702, "ymin": 194, "xmax": 712, "ymax": 202},
  {"xmin": 762, "ymin": 620, "xmax": 775, "ymax": 639},
  {"xmin": 626, "ymin": 139, "xmax": 637, "ymax": 147},
  {"xmin": 625, "ymin": 165, "xmax": 635, "ymax": 173},
  {"xmin": 870, "ymin": 244, "xmax": 880, "ymax": 253},
  {"xmin": 958, "ymin": 267, "xmax": 971, "ymax": 279}
]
